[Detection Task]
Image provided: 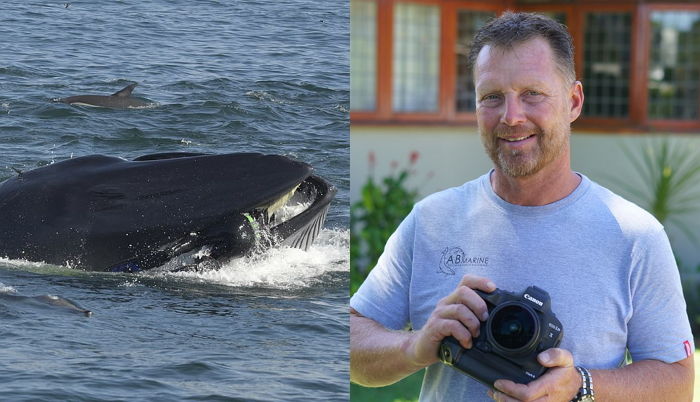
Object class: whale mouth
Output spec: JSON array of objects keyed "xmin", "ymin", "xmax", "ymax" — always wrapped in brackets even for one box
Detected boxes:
[
  {"xmin": 105, "ymin": 173, "xmax": 335, "ymax": 273},
  {"xmin": 0, "ymin": 151, "xmax": 336, "ymax": 273},
  {"xmin": 249, "ymin": 174, "xmax": 336, "ymax": 252}
]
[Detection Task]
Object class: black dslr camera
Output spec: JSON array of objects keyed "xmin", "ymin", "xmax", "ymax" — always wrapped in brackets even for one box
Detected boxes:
[{"xmin": 438, "ymin": 285, "xmax": 563, "ymax": 387}]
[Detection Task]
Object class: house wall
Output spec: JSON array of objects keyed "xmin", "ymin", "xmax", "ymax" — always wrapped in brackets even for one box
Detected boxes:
[{"xmin": 351, "ymin": 125, "xmax": 700, "ymax": 270}]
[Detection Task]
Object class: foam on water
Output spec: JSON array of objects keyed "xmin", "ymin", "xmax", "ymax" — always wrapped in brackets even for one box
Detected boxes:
[
  {"xmin": 0, "ymin": 281, "xmax": 17, "ymax": 294},
  {"xmin": 0, "ymin": 228, "xmax": 347, "ymax": 289},
  {"xmin": 154, "ymin": 228, "xmax": 348, "ymax": 289},
  {"xmin": 0, "ymin": 257, "xmax": 53, "ymax": 271},
  {"xmin": 0, "ymin": 256, "xmax": 89, "ymax": 277}
]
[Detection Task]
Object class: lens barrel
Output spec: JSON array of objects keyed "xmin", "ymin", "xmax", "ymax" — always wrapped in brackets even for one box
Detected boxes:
[{"xmin": 487, "ymin": 302, "xmax": 539, "ymax": 355}]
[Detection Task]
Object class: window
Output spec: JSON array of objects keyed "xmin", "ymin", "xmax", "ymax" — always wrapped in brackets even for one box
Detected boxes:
[
  {"xmin": 392, "ymin": 3, "xmax": 440, "ymax": 112},
  {"xmin": 648, "ymin": 11, "xmax": 700, "ymax": 120},
  {"xmin": 351, "ymin": 0, "xmax": 377, "ymax": 111},
  {"xmin": 456, "ymin": 10, "xmax": 496, "ymax": 112},
  {"xmin": 583, "ymin": 12, "xmax": 632, "ymax": 118},
  {"xmin": 349, "ymin": 0, "xmax": 700, "ymax": 131},
  {"xmin": 538, "ymin": 12, "xmax": 566, "ymax": 25}
]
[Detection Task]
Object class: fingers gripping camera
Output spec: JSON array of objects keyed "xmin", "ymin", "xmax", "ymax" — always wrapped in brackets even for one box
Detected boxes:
[{"xmin": 438, "ymin": 285, "xmax": 563, "ymax": 387}]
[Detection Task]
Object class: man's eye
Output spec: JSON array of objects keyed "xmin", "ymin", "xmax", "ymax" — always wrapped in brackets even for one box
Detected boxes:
[
  {"xmin": 480, "ymin": 94, "xmax": 502, "ymax": 105},
  {"xmin": 523, "ymin": 91, "xmax": 546, "ymax": 102}
]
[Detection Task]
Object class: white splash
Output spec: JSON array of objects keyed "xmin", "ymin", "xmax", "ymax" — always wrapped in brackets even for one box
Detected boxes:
[
  {"xmin": 157, "ymin": 228, "xmax": 348, "ymax": 289},
  {"xmin": 0, "ymin": 256, "xmax": 84, "ymax": 277},
  {"xmin": 0, "ymin": 281, "xmax": 16, "ymax": 294},
  {"xmin": 0, "ymin": 257, "xmax": 51, "ymax": 271},
  {"xmin": 0, "ymin": 228, "xmax": 349, "ymax": 290},
  {"xmin": 275, "ymin": 201, "xmax": 311, "ymax": 224}
]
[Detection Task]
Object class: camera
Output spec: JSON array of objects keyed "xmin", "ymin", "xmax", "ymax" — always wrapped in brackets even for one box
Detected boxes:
[{"xmin": 438, "ymin": 285, "xmax": 563, "ymax": 387}]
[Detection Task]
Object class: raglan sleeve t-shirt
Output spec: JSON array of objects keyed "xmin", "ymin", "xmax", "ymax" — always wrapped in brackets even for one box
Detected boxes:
[{"xmin": 350, "ymin": 172, "xmax": 694, "ymax": 402}]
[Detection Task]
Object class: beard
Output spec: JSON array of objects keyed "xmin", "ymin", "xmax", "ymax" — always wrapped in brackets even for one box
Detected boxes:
[{"xmin": 479, "ymin": 118, "xmax": 570, "ymax": 178}]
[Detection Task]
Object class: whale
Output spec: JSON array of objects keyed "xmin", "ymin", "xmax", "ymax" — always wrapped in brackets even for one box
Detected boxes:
[
  {"xmin": 55, "ymin": 83, "xmax": 152, "ymax": 109},
  {"xmin": 0, "ymin": 152, "xmax": 335, "ymax": 272}
]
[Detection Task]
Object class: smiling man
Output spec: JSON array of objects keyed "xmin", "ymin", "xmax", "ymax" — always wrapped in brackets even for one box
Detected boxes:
[{"xmin": 350, "ymin": 12, "xmax": 694, "ymax": 402}]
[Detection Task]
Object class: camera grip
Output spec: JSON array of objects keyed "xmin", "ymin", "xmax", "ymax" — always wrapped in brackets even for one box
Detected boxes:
[
  {"xmin": 474, "ymin": 288, "xmax": 502, "ymax": 306},
  {"xmin": 439, "ymin": 336, "xmax": 537, "ymax": 387}
]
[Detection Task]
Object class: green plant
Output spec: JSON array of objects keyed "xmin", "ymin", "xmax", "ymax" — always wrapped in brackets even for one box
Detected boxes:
[
  {"xmin": 609, "ymin": 137, "xmax": 700, "ymax": 341},
  {"xmin": 610, "ymin": 137, "xmax": 700, "ymax": 247},
  {"xmin": 350, "ymin": 369, "xmax": 424, "ymax": 402},
  {"xmin": 350, "ymin": 151, "xmax": 421, "ymax": 295}
]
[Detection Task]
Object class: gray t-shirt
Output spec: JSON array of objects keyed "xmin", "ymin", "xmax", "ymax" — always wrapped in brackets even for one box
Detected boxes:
[{"xmin": 350, "ymin": 172, "xmax": 693, "ymax": 402}]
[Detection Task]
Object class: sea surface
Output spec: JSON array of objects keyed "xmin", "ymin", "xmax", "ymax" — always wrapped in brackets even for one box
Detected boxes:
[{"xmin": 0, "ymin": 1, "xmax": 349, "ymax": 401}]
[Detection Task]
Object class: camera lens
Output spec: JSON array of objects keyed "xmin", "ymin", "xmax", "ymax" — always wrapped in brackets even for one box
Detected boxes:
[{"xmin": 489, "ymin": 304, "xmax": 536, "ymax": 350}]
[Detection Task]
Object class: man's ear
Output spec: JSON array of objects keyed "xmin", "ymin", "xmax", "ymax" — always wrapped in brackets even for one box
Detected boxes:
[{"xmin": 569, "ymin": 80, "xmax": 584, "ymax": 123}]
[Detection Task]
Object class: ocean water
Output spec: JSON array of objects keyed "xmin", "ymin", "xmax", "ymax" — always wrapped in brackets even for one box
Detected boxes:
[{"xmin": 0, "ymin": 1, "xmax": 349, "ymax": 401}]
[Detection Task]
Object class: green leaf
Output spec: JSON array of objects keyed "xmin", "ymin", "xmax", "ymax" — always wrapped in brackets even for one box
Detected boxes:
[
  {"xmin": 611, "ymin": 137, "xmax": 700, "ymax": 256},
  {"xmin": 350, "ymin": 154, "xmax": 425, "ymax": 296}
]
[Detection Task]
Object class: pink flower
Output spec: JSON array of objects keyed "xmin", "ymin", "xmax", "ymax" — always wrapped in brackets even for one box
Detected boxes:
[
  {"xmin": 368, "ymin": 151, "xmax": 375, "ymax": 167},
  {"xmin": 409, "ymin": 151, "xmax": 419, "ymax": 165}
]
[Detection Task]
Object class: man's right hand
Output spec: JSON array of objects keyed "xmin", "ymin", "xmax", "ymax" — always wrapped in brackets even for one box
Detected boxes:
[
  {"xmin": 350, "ymin": 274, "xmax": 496, "ymax": 387},
  {"xmin": 406, "ymin": 275, "xmax": 497, "ymax": 367}
]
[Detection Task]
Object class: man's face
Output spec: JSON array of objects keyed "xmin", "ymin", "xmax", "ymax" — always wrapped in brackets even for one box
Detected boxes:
[{"xmin": 474, "ymin": 37, "xmax": 581, "ymax": 178}]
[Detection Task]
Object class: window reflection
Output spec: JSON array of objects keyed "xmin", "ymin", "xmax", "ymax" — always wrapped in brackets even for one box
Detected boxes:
[
  {"xmin": 393, "ymin": 3, "xmax": 440, "ymax": 112},
  {"xmin": 583, "ymin": 13, "xmax": 631, "ymax": 118},
  {"xmin": 648, "ymin": 11, "xmax": 700, "ymax": 120},
  {"xmin": 351, "ymin": 0, "xmax": 377, "ymax": 112}
]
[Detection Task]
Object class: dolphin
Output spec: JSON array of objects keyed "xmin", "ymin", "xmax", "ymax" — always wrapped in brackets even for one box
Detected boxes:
[
  {"xmin": 32, "ymin": 294, "xmax": 93, "ymax": 317},
  {"xmin": 55, "ymin": 83, "xmax": 152, "ymax": 109},
  {"xmin": 0, "ymin": 287, "xmax": 92, "ymax": 317}
]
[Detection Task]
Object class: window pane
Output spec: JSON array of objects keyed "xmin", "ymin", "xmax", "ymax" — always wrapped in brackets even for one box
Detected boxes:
[
  {"xmin": 351, "ymin": 0, "xmax": 377, "ymax": 111},
  {"xmin": 539, "ymin": 12, "xmax": 566, "ymax": 26},
  {"xmin": 648, "ymin": 11, "xmax": 700, "ymax": 120},
  {"xmin": 456, "ymin": 10, "xmax": 495, "ymax": 112},
  {"xmin": 393, "ymin": 3, "xmax": 440, "ymax": 112},
  {"xmin": 583, "ymin": 12, "xmax": 631, "ymax": 118}
]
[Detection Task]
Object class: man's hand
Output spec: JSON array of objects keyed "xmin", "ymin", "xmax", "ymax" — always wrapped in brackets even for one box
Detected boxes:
[
  {"xmin": 350, "ymin": 274, "xmax": 497, "ymax": 387},
  {"xmin": 487, "ymin": 348, "xmax": 580, "ymax": 402},
  {"xmin": 406, "ymin": 275, "xmax": 496, "ymax": 367}
]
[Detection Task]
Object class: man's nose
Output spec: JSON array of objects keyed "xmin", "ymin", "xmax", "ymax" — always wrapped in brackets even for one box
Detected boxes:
[{"xmin": 500, "ymin": 95, "xmax": 527, "ymax": 126}]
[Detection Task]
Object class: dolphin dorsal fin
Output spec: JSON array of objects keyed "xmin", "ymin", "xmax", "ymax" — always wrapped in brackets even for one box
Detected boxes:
[{"xmin": 112, "ymin": 83, "xmax": 138, "ymax": 97}]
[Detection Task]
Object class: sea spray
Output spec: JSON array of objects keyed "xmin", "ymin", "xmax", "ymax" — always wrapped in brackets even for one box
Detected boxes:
[{"xmin": 154, "ymin": 228, "xmax": 348, "ymax": 289}]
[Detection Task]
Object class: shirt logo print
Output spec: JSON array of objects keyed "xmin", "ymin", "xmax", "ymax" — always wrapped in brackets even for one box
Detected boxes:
[{"xmin": 438, "ymin": 247, "xmax": 489, "ymax": 275}]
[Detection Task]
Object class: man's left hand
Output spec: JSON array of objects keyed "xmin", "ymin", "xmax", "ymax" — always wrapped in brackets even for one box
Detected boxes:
[{"xmin": 487, "ymin": 348, "xmax": 581, "ymax": 402}]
